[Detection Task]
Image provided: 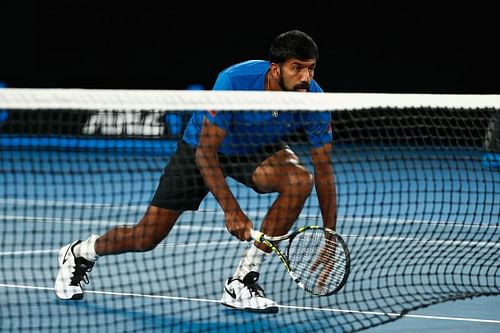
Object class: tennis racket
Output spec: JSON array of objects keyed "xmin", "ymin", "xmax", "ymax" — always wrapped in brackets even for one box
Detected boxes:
[{"xmin": 250, "ymin": 225, "xmax": 350, "ymax": 296}]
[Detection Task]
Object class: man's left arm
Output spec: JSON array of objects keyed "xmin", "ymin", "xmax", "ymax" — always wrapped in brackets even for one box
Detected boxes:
[{"xmin": 311, "ymin": 142, "xmax": 337, "ymax": 230}]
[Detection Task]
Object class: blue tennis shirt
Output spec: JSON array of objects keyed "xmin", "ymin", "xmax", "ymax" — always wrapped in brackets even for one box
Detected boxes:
[{"xmin": 183, "ymin": 60, "xmax": 332, "ymax": 155}]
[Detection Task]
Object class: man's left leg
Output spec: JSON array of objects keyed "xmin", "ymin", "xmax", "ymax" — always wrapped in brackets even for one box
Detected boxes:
[{"xmin": 221, "ymin": 148, "xmax": 313, "ymax": 313}]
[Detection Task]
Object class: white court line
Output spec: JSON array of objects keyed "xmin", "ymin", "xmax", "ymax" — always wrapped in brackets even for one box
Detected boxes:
[
  {"xmin": 342, "ymin": 235, "xmax": 500, "ymax": 248},
  {"xmin": 1, "ymin": 236, "xmax": 498, "ymax": 257},
  {"xmin": 0, "ymin": 213, "xmax": 229, "ymax": 228},
  {"xmin": 0, "ymin": 283, "xmax": 499, "ymax": 325},
  {"xmin": 0, "ymin": 249, "xmax": 58, "ymax": 255},
  {"xmin": 341, "ymin": 216, "xmax": 499, "ymax": 229},
  {"xmin": 0, "ymin": 198, "xmax": 147, "ymax": 211},
  {"xmin": 0, "ymin": 214, "xmax": 498, "ymax": 250},
  {"xmin": 0, "ymin": 238, "xmax": 235, "ymax": 256},
  {"xmin": 2, "ymin": 197, "xmax": 499, "ymax": 229},
  {"xmin": 1, "ymin": 209, "xmax": 498, "ymax": 230}
]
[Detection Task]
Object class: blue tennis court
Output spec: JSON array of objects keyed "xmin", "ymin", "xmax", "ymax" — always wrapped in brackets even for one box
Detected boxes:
[{"xmin": 1, "ymin": 142, "xmax": 498, "ymax": 333}]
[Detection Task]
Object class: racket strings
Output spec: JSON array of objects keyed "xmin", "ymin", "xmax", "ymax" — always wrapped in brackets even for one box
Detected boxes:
[{"xmin": 288, "ymin": 229, "xmax": 347, "ymax": 295}]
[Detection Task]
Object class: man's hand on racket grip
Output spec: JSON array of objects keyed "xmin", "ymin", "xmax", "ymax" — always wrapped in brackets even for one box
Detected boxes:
[{"xmin": 225, "ymin": 210, "xmax": 253, "ymax": 241}]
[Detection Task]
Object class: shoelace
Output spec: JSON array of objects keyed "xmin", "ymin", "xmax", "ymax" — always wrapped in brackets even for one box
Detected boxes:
[
  {"xmin": 70, "ymin": 257, "xmax": 94, "ymax": 286},
  {"xmin": 245, "ymin": 282, "xmax": 265, "ymax": 297}
]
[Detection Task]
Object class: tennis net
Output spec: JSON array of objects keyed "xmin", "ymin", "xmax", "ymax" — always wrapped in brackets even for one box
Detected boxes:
[{"xmin": 0, "ymin": 88, "xmax": 499, "ymax": 333}]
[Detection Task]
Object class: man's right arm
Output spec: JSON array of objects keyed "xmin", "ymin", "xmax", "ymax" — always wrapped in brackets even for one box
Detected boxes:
[{"xmin": 195, "ymin": 117, "xmax": 253, "ymax": 240}]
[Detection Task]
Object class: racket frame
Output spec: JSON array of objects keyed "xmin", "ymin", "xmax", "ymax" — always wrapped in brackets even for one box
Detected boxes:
[{"xmin": 250, "ymin": 225, "xmax": 350, "ymax": 296}]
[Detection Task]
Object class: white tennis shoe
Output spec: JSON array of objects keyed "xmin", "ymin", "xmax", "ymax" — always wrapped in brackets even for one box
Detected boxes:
[
  {"xmin": 221, "ymin": 271, "xmax": 278, "ymax": 313},
  {"xmin": 54, "ymin": 240, "xmax": 94, "ymax": 300}
]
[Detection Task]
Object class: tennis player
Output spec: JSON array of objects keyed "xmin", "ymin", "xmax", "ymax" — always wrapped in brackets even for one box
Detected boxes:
[{"xmin": 54, "ymin": 29, "xmax": 336, "ymax": 313}]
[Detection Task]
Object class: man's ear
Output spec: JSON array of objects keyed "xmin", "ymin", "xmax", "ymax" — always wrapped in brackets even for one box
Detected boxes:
[{"xmin": 269, "ymin": 63, "xmax": 280, "ymax": 79}]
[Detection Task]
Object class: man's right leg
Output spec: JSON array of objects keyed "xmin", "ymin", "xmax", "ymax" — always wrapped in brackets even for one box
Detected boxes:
[
  {"xmin": 55, "ymin": 139, "xmax": 209, "ymax": 300},
  {"xmin": 94, "ymin": 206, "xmax": 181, "ymax": 256},
  {"xmin": 54, "ymin": 206, "xmax": 181, "ymax": 300}
]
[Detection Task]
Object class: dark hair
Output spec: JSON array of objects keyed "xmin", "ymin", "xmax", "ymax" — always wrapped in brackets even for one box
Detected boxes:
[{"xmin": 269, "ymin": 30, "xmax": 319, "ymax": 63}]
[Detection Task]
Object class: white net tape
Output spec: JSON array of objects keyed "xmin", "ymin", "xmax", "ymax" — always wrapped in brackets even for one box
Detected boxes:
[{"xmin": 0, "ymin": 88, "xmax": 499, "ymax": 111}]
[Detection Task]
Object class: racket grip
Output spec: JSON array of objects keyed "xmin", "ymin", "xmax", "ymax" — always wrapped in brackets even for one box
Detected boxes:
[{"xmin": 250, "ymin": 229, "xmax": 264, "ymax": 241}]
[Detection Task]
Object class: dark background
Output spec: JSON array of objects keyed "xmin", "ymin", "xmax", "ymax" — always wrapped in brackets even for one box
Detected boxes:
[{"xmin": 0, "ymin": 1, "xmax": 499, "ymax": 93}]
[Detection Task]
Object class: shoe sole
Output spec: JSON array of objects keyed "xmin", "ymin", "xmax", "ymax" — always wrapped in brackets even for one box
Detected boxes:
[
  {"xmin": 68, "ymin": 293, "xmax": 84, "ymax": 300},
  {"xmin": 221, "ymin": 301, "xmax": 279, "ymax": 314}
]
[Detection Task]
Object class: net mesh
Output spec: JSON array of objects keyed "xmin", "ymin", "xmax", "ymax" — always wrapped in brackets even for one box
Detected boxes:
[{"xmin": 0, "ymin": 89, "xmax": 499, "ymax": 333}]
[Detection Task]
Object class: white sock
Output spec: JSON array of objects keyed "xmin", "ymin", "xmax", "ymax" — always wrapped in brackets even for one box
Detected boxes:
[
  {"xmin": 73, "ymin": 234, "xmax": 100, "ymax": 262},
  {"xmin": 232, "ymin": 244, "xmax": 270, "ymax": 280}
]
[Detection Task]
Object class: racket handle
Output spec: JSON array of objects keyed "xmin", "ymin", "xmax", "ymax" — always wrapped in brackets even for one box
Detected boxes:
[{"xmin": 250, "ymin": 229, "xmax": 264, "ymax": 241}]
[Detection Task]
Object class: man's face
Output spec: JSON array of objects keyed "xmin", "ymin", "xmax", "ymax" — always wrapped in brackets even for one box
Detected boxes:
[{"xmin": 278, "ymin": 58, "xmax": 316, "ymax": 92}]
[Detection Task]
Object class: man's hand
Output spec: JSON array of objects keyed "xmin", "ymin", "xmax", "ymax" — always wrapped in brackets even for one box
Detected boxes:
[
  {"xmin": 225, "ymin": 209, "xmax": 253, "ymax": 241},
  {"xmin": 310, "ymin": 240, "xmax": 336, "ymax": 291}
]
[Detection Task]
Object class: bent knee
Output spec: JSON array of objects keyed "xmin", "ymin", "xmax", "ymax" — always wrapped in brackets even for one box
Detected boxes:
[
  {"xmin": 254, "ymin": 162, "xmax": 313, "ymax": 194},
  {"xmin": 284, "ymin": 167, "xmax": 314, "ymax": 194}
]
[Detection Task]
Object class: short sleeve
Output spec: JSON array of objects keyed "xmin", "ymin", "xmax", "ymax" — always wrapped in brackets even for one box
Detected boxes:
[
  {"xmin": 302, "ymin": 111, "xmax": 333, "ymax": 148},
  {"xmin": 212, "ymin": 72, "xmax": 234, "ymax": 91},
  {"xmin": 204, "ymin": 110, "xmax": 232, "ymax": 131},
  {"xmin": 204, "ymin": 72, "xmax": 235, "ymax": 130}
]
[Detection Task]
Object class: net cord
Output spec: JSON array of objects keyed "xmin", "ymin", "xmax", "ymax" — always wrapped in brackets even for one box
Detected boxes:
[{"xmin": 0, "ymin": 88, "xmax": 499, "ymax": 111}]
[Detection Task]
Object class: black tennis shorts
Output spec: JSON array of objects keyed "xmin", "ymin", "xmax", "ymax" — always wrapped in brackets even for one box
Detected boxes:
[{"xmin": 150, "ymin": 140, "xmax": 289, "ymax": 211}]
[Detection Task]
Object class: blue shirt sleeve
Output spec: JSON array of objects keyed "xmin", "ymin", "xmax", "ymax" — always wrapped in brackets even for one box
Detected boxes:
[
  {"xmin": 202, "ymin": 72, "xmax": 235, "ymax": 131},
  {"xmin": 301, "ymin": 111, "xmax": 333, "ymax": 148},
  {"xmin": 301, "ymin": 82, "xmax": 332, "ymax": 147},
  {"xmin": 212, "ymin": 72, "xmax": 233, "ymax": 91},
  {"xmin": 204, "ymin": 110, "xmax": 232, "ymax": 132}
]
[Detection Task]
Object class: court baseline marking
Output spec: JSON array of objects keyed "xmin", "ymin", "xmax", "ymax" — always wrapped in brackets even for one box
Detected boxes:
[{"xmin": 0, "ymin": 283, "xmax": 499, "ymax": 325}]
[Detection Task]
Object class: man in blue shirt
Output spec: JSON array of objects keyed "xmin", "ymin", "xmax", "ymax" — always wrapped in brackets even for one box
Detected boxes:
[{"xmin": 55, "ymin": 30, "xmax": 337, "ymax": 314}]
